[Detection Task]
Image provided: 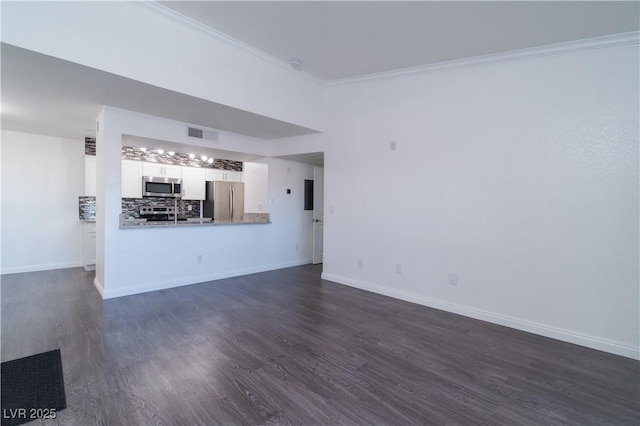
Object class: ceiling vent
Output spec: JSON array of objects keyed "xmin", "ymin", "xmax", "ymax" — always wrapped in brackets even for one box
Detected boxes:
[{"xmin": 186, "ymin": 125, "xmax": 218, "ymax": 142}]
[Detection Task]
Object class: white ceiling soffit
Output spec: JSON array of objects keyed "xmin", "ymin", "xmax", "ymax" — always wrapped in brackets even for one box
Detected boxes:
[
  {"xmin": 158, "ymin": 1, "xmax": 640, "ymax": 81},
  {"xmin": 0, "ymin": 43, "xmax": 319, "ymax": 141}
]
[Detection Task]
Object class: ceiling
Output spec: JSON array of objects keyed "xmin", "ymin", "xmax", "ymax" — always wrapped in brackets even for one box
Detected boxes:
[
  {"xmin": 0, "ymin": 44, "xmax": 318, "ymax": 141},
  {"xmin": 1, "ymin": 1, "xmax": 637, "ymax": 145},
  {"xmin": 160, "ymin": 1, "xmax": 639, "ymax": 81}
]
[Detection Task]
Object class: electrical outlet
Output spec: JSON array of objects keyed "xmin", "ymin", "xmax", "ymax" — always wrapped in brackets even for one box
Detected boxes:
[
  {"xmin": 197, "ymin": 254, "xmax": 203, "ymax": 264},
  {"xmin": 395, "ymin": 264, "xmax": 402, "ymax": 274},
  {"xmin": 449, "ymin": 273, "xmax": 458, "ymax": 286},
  {"xmin": 357, "ymin": 259, "xmax": 363, "ymax": 268},
  {"xmin": 390, "ymin": 141, "xmax": 397, "ymax": 151}
]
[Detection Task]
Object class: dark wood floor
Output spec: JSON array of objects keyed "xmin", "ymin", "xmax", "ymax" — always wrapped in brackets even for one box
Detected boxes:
[{"xmin": 1, "ymin": 265, "xmax": 638, "ymax": 425}]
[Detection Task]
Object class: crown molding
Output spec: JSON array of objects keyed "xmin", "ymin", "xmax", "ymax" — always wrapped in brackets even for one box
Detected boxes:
[
  {"xmin": 326, "ymin": 31, "xmax": 640, "ymax": 86},
  {"xmin": 132, "ymin": 0, "xmax": 324, "ymax": 86}
]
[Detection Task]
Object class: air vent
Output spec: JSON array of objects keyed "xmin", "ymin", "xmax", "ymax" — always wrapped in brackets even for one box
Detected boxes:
[
  {"xmin": 188, "ymin": 127, "xmax": 203, "ymax": 138},
  {"xmin": 186, "ymin": 125, "xmax": 218, "ymax": 142}
]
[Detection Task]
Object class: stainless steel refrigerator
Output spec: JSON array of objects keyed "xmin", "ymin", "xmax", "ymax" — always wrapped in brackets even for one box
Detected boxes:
[{"xmin": 204, "ymin": 181, "xmax": 244, "ymax": 221}]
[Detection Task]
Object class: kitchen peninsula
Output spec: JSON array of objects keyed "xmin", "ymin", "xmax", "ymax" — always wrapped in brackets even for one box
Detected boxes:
[
  {"xmin": 81, "ymin": 138, "xmax": 271, "ymax": 263},
  {"xmin": 120, "ymin": 213, "xmax": 271, "ymax": 229}
]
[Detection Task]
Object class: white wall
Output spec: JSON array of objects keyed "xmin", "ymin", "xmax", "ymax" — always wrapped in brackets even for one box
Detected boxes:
[
  {"xmin": 243, "ymin": 162, "xmax": 269, "ymax": 213},
  {"xmin": 259, "ymin": 157, "xmax": 314, "ymax": 257},
  {"xmin": 1, "ymin": 130, "xmax": 84, "ymax": 273},
  {"xmin": 1, "ymin": 1, "xmax": 325, "ymax": 132},
  {"xmin": 269, "ymin": 133, "xmax": 327, "ymax": 157},
  {"xmin": 95, "ymin": 107, "xmax": 314, "ymax": 298},
  {"xmin": 321, "ymin": 46, "xmax": 639, "ymax": 359}
]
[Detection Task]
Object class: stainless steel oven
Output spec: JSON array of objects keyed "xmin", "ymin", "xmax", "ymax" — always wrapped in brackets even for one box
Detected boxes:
[{"xmin": 142, "ymin": 176, "xmax": 182, "ymax": 198}]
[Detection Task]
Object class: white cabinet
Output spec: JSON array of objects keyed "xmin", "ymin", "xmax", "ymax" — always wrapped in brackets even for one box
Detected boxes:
[
  {"xmin": 205, "ymin": 169, "xmax": 243, "ymax": 182},
  {"xmin": 243, "ymin": 162, "xmax": 269, "ymax": 212},
  {"xmin": 142, "ymin": 162, "xmax": 182, "ymax": 179},
  {"xmin": 122, "ymin": 160, "xmax": 143, "ymax": 198},
  {"xmin": 181, "ymin": 167, "xmax": 206, "ymax": 200},
  {"xmin": 83, "ymin": 222, "xmax": 96, "ymax": 271},
  {"xmin": 85, "ymin": 155, "xmax": 96, "ymax": 196}
]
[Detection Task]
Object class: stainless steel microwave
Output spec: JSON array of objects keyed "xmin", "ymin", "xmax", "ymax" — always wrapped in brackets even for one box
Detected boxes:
[{"xmin": 142, "ymin": 176, "xmax": 182, "ymax": 198}]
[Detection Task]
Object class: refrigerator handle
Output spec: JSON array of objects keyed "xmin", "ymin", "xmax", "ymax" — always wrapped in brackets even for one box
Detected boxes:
[{"xmin": 229, "ymin": 186, "xmax": 233, "ymax": 220}]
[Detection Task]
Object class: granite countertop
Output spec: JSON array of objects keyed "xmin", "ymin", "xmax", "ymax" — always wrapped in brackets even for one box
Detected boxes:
[{"xmin": 119, "ymin": 219, "xmax": 271, "ymax": 229}]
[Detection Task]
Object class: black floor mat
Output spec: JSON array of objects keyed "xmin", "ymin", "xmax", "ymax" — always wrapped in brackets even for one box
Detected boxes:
[{"xmin": 1, "ymin": 349, "xmax": 66, "ymax": 426}]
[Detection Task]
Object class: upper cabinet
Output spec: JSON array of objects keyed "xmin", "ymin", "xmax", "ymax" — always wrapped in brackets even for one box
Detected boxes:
[
  {"xmin": 142, "ymin": 162, "xmax": 182, "ymax": 179},
  {"xmin": 84, "ymin": 155, "xmax": 97, "ymax": 196},
  {"xmin": 122, "ymin": 160, "xmax": 143, "ymax": 198},
  {"xmin": 205, "ymin": 169, "xmax": 243, "ymax": 182},
  {"xmin": 181, "ymin": 167, "xmax": 206, "ymax": 200}
]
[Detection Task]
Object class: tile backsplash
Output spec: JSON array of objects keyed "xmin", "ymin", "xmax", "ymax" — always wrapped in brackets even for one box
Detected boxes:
[
  {"xmin": 79, "ymin": 196, "xmax": 96, "ymax": 221},
  {"xmin": 79, "ymin": 197, "xmax": 201, "ymax": 221},
  {"xmin": 85, "ymin": 137, "xmax": 96, "ymax": 156},
  {"xmin": 121, "ymin": 146, "xmax": 242, "ymax": 171},
  {"xmin": 121, "ymin": 198, "xmax": 201, "ymax": 219}
]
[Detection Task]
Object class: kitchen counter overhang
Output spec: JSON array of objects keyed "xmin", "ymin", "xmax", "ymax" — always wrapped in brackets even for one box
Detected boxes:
[{"xmin": 119, "ymin": 215, "xmax": 271, "ymax": 229}]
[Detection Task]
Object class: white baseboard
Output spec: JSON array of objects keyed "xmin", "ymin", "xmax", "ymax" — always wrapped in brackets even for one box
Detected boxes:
[
  {"xmin": 1, "ymin": 261, "xmax": 83, "ymax": 275},
  {"xmin": 321, "ymin": 273, "xmax": 640, "ymax": 360},
  {"xmin": 101, "ymin": 259, "xmax": 313, "ymax": 299},
  {"xmin": 93, "ymin": 277, "xmax": 104, "ymax": 297}
]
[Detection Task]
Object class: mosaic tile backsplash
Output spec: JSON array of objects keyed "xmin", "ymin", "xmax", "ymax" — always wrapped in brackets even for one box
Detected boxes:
[
  {"xmin": 80, "ymin": 197, "xmax": 201, "ymax": 220},
  {"xmin": 121, "ymin": 198, "xmax": 201, "ymax": 219},
  {"xmin": 85, "ymin": 137, "xmax": 96, "ymax": 156},
  {"xmin": 79, "ymin": 196, "xmax": 96, "ymax": 221},
  {"xmin": 121, "ymin": 146, "xmax": 242, "ymax": 171}
]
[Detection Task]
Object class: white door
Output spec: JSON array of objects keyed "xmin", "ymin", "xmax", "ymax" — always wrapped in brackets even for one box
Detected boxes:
[{"xmin": 313, "ymin": 167, "xmax": 324, "ymax": 264}]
